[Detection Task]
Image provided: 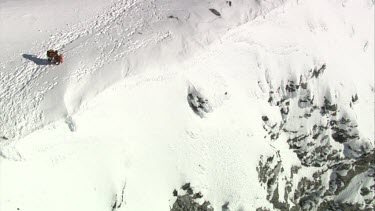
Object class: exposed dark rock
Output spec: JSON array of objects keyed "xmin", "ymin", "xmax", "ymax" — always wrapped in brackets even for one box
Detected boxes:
[
  {"xmin": 257, "ymin": 150, "xmax": 374, "ymax": 210},
  {"xmin": 270, "ymin": 133, "xmax": 279, "ymax": 140},
  {"xmin": 222, "ymin": 202, "xmax": 230, "ymax": 211},
  {"xmin": 330, "ymin": 117, "xmax": 359, "ymax": 144},
  {"xmin": 65, "ymin": 116, "xmax": 76, "ymax": 132},
  {"xmin": 332, "ymin": 129, "xmax": 357, "ymax": 143},
  {"xmin": 171, "ymin": 184, "xmax": 214, "ymax": 211},
  {"xmin": 187, "ymin": 188, "xmax": 194, "ymax": 195},
  {"xmin": 259, "ymin": 65, "xmax": 374, "ymax": 210},
  {"xmin": 112, "ymin": 183, "xmax": 126, "ymax": 211},
  {"xmin": 321, "ymin": 97, "xmax": 337, "ymax": 114},
  {"xmin": 193, "ymin": 192, "xmax": 203, "ymax": 199},
  {"xmin": 187, "ymin": 85, "xmax": 212, "ymax": 117},
  {"xmin": 209, "ymin": 9, "xmax": 221, "ymax": 17},
  {"xmin": 311, "ymin": 64, "xmax": 326, "ymax": 78},
  {"xmin": 290, "ymin": 166, "xmax": 301, "ymax": 177},
  {"xmin": 351, "ymin": 94, "xmax": 359, "ymax": 103},
  {"xmin": 168, "ymin": 15, "xmax": 179, "ymax": 20},
  {"xmin": 298, "ymin": 89, "xmax": 314, "ymax": 108},
  {"xmin": 262, "ymin": 119, "xmax": 281, "ymax": 140},
  {"xmin": 285, "ymin": 81, "xmax": 296, "ymax": 92},
  {"xmin": 317, "ymin": 201, "xmax": 372, "ymax": 211},
  {"xmin": 269, "ymin": 185, "xmax": 289, "ymax": 210},
  {"xmin": 181, "ymin": 183, "xmax": 191, "ymax": 190},
  {"xmin": 360, "ymin": 187, "xmax": 370, "ymax": 196},
  {"xmin": 280, "ymin": 106, "xmax": 289, "ymax": 115},
  {"xmin": 257, "ymin": 153, "xmax": 283, "ymax": 200},
  {"xmin": 295, "ymin": 171, "xmax": 326, "ymax": 208},
  {"xmin": 171, "ymin": 195, "xmax": 214, "ymax": 211},
  {"xmin": 256, "ymin": 208, "xmax": 270, "ymax": 211}
]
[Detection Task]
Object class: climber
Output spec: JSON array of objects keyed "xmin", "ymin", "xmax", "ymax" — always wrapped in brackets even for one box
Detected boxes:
[
  {"xmin": 46, "ymin": 49, "xmax": 63, "ymax": 65},
  {"xmin": 47, "ymin": 49, "xmax": 58, "ymax": 62},
  {"xmin": 54, "ymin": 53, "xmax": 63, "ymax": 65}
]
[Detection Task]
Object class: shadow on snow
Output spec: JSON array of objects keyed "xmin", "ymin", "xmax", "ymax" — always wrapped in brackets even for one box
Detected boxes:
[{"xmin": 22, "ymin": 54, "xmax": 50, "ymax": 65}]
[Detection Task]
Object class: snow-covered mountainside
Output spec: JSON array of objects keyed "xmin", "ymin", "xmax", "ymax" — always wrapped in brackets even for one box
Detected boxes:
[{"xmin": 0, "ymin": 0, "xmax": 373, "ymax": 210}]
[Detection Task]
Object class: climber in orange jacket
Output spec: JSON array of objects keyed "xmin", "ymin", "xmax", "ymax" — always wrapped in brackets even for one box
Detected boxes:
[{"xmin": 47, "ymin": 49, "xmax": 63, "ymax": 65}]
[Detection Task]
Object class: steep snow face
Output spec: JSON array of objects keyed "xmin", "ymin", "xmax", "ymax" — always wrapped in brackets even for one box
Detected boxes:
[
  {"xmin": 0, "ymin": 0, "xmax": 374, "ymax": 211},
  {"xmin": 0, "ymin": 0, "xmax": 285, "ymax": 141}
]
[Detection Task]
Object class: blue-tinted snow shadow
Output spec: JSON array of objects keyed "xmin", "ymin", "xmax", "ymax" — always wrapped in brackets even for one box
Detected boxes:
[{"xmin": 22, "ymin": 54, "xmax": 49, "ymax": 65}]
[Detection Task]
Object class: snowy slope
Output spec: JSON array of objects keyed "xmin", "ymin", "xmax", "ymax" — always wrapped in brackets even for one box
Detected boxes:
[
  {"xmin": 0, "ymin": 0, "xmax": 285, "ymax": 142},
  {"xmin": 0, "ymin": 0, "xmax": 374, "ymax": 211}
]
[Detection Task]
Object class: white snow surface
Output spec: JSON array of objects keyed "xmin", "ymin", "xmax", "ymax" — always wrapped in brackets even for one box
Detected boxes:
[{"xmin": 0, "ymin": 0, "xmax": 374, "ymax": 210}]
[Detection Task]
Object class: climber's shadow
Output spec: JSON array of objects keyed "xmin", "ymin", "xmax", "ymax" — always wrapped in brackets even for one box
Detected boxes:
[{"xmin": 22, "ymin": 54, "xmax": 49, "ymax": 65}]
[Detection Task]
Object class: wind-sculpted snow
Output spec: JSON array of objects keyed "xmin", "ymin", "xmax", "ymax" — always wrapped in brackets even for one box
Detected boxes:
[
  {"xmin": 0, "ymin": 0, "xmax": 373, "ymax": 210},
  {"xmin": 0, "ymin": 0, "xmax": 285, "ymax": 144},
  {"xmin": 1, "ymin": 0, "xmax": 157, "ymax": 143}
]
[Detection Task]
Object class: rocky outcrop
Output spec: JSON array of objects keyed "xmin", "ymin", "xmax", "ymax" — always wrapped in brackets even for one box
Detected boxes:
[
  {"xmin": 112, "ymin": 182, "xmax": 126, "ymax": 211},
  {"xmin": 187, "ymin": 85, "xmax": 212, "ymax": 118},
  {"xmin": 257, "ymin": 64, "xmax": 374, "ymax": 210},
  {"xmin": 171, "ymin": 183, "xmax": 214, "ymax": 211},
  {"xmin": 257, "ymin": 150, "xmax": 374, "ymax": 210}
]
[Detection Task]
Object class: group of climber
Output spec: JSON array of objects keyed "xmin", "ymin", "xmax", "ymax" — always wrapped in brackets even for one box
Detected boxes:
[{"xmin": 47, "ymin": 49, "xmax": 63, "ymax": 65}]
